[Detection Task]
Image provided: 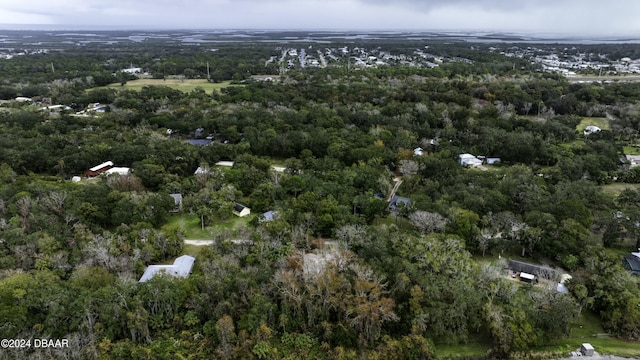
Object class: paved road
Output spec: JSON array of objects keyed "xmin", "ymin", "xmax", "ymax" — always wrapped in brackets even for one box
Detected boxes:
[
  {"xmin": 184, "ymin": 239, "xmax": 252, "ymax": 246},
  {"xmin": 555, "ymin": 351, "xmax": 637, "ymax": 360}
]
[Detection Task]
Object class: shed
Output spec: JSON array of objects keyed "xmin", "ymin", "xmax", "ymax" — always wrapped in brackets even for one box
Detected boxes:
[
  {"xmin": 486, "ymin": 157, "xmax": 501, "ymax": 165},
  {"xmin": 580, "ymin": 343, "xmax": 594, "ymax": 356},
  {"xmin": 233, "ymin": 204, "xmax": 251, "ymax": 217}
]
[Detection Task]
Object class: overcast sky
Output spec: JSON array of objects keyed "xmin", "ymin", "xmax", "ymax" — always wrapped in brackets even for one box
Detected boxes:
[{"xmin": 0, "ymin": 0, "xmax": 639, "ymax": 36}]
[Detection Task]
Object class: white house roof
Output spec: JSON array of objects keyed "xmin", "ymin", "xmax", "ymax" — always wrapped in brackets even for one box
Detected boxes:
[
  {"xmin": 139, "ymin": 255, "xmax": 195, "ymax": 282},
  {"xmin": 583, "ymin": 125, "xmax": 601, "ymax": 135},
  {"xmin": 104, "ymin": 167, "xmax": 130, "ymax": 176},
  {"xmin": 89, "ymin": 161, "xmax": 114, "ymax": 172},
  {"xmin": 520, "ymin": 272, "xmax": 535, "ymax": 281},
  {"xmin": 194, "ymin": 166, "xmax": 209, "ymax": 175}
]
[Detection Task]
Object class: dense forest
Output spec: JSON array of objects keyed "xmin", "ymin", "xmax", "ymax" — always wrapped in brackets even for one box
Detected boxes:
[{"xmin": 1, "ymin": 32, "xmax": 640, "ymax": 359}]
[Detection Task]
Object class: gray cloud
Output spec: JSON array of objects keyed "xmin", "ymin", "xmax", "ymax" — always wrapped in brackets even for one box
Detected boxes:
[{"xmin": 0, "ymin": 0, "xmax": 639, "ymax": 36}]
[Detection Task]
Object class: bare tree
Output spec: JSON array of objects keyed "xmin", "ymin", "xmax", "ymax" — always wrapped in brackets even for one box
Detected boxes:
[
  {"xmin": 409, "ymin": 211, "xmax": 448, "ymax": 234},
  {"xmin": 399, "ymin": 160, "xmax": 419, "ymax": 176}
]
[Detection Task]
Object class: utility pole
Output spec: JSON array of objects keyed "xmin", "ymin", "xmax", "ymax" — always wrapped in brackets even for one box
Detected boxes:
[
  {"xmin": 207, "ymin": 62, "xmax": 210, "ymax": 81},
  {"xmin": 51, "ymin": 62, "xmax": 55, "ymax": 73}
]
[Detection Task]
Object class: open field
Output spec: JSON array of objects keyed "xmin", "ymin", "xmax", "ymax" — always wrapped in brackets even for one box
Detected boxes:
[
  {"xmin": 548, "ymin": 311, "xmax": 640, "ymax": 358},
  {"xmin": 98, "ymin": 79, "xmax": 237, "ymax": 92},
  {"xmin": 577, "ymin": 117, "xmax": 610, "ymax": 132},
  {"xmin": 601, "ymin": 183, "xmax": 640, "ymax": 196},
  {"xmin": 167, "ymin": 213, "xmax": 255, "ymax": 239},
  {"xmin": 623, "ymin": 145, "xmax": 640, "ymax": 155}
]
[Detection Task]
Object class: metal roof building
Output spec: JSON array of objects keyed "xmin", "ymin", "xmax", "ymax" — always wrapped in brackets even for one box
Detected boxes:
[{"xmin": 139, "ymin": 255, "xmax": 195, "ymax": 283}]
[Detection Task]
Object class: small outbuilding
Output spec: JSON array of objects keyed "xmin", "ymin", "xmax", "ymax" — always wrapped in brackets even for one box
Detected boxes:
[
  {"xmin": 580, "ymin": 343, "xmax": 595, "ymax": 356},
  {"xmin": 233, "ymin": 204, "xmax": 251, "ymax": 217},
  {"xmin": 519, "ymin": 272, "xmax": 536, "ymax": 283}
]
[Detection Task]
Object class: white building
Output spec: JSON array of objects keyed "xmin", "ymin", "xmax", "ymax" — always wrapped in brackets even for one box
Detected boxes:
[
  {"xmin": 583, "ymin": 125, "xmax": 601, "ymax": 136},
  {"xmin": 459, "ymin": 153, "xmax": 483, "ymax": 167},
  {"xmin": 139, "ymin": 255, "xmax": 195, "ymax": 282}
]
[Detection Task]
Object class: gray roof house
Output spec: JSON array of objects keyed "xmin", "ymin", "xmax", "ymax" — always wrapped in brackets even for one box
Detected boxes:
[
  {"xmin": 139, "ymin": 255, "xmax": 195, "ymax": 282},
  {"xmin": 169, "ymin": 193, "xmax": 183, "ymax": 212},
  {"xmin": 261, "ymin": 210, "xmax": 279, "ymax": 222},
  {"xmin": 389, "ymin": 195, "xmax": 411, "ymax": 212}
]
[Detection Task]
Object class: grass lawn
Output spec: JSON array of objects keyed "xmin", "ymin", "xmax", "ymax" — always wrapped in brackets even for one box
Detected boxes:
[
  {"xmin": 601, "ymin": 183, "xmax": 640, "ymax": 196},
  {"xmin": 435, "ymin": 342, "xmax": 490, "ymax": 358},
  {"xmin": 623, "ymin": 145, "xmax": 640, "ymax": 155},
  {"xmin": 577, "ymin": 117, "xmax": 610, "ymax": 132},
  {"xmin": 166, "ymin": 214, "xmax": 212, "ymax": 239},
  {"xmin": 546, "ymin": 311, "xmax": 640, "ymax": 358},
  {"xmin": 167, "ymin": 213, "xmax": 255, "ymax": 239},
  {"xmin": 96, "ymin": 79, "xmax": 237, "ymax": 93}
]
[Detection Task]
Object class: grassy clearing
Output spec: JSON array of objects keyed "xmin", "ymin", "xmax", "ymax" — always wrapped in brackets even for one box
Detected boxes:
[
  {"xmin": 577, "ymin": 117, "xmax": 610, "ymax": 132},
  {"xmin": 166, "ymin": 214, "xmax": 211, "ymax": 239},
  {"xmin": 547, "ymin": 311, "xmax": 640, "ymax": 358},
  {"xmin": 97, "ymin": 79, "xmax": 237, "ymax": 93},
  {"xmin": 166, "ymin": 213, "xmax": 255, "ymax": 239},
  {"xmin": 435, "ymin": 342, "xmax": 490, "ymax": 358},
  {"xmin": 601, "ymin": 183, "xmax": 640, "ymax": 196},
  {"xmin": 623, "ymin": 145, "xmax": 640, "ymax": 155}
]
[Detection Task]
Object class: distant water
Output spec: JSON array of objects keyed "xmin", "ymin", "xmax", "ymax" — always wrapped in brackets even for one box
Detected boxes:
[{"xmin": 0, "ymin": 26, "xmax": 639, "ymax": 44}]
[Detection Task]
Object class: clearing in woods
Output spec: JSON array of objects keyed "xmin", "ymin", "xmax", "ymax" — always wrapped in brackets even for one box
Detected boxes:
[{"xmin": 99, "ymin": 79, "xmax": 237, "ymax": 92}]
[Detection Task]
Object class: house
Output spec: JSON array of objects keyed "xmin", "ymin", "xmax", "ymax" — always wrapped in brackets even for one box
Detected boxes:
[
  {"xmin": 169, "ymin": 193, "xmax": 183, "ymax": 212},
  {"xmin": 194, "ymin": 166, "xmax": 210, "ymax": 175},
  {"xmin": 459, "ymin": 153, "xmax": 483, "ymax": 167},
  {"xmin": 413, "ymin": 147, "xmax": 424, "ymax": 156},
  {"xmin": 104, "ymin": 167, "xmax": 130, "ymax": 176},
  {"xmin": 486, "ymin": 157, "xmax": 501, "ymax": 165},
  {"xmin": 622, "ymin": 250, "xmax": 640, "ymax": 276},
  {"xmin": 40, "ymin": 104, "xmax": 72, "ymax": 114},
  {"xmin": 261, "ymin": 210, "xmax": 279, "ymax": 222},
  {"xmin": 186, "ymin": 139, "xmax": 213, "ymax": 146},
  {"xmin": 139, "ymin": 255, "xmax": 195, "ymax": 282},
  {"xmin": 85, "ymin": 161, "xmax": 114, "ymax": 177},
  {"xmin": 389, "ymin": 195, "xmax": 411, "ymax": 212},
  {"xmin": 583, "ymin": 125, "xmax": 601, "ymax": 136},
  {"xmin": 15, "ymin": 96, "xmax": 32, "ymax": 102},
  {"xmin": 508, "ymin": 260, "xmax": 562, "ymax": 282},
  {"xmin": 121, "ymin": 67, "xmax": 142, "ymax": 74},
  {"xmin": 233, "ymin": 204, "xmax": 251, "ymax": 217},
  {"xmin": 625, "ymin": 155, "xmax": 640, "ymax": 168}
]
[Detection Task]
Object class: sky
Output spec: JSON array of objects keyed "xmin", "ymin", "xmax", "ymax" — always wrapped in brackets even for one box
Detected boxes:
[{"xmin": 0, "ymin": 0, "xmax": 639, "ymax": 37}]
